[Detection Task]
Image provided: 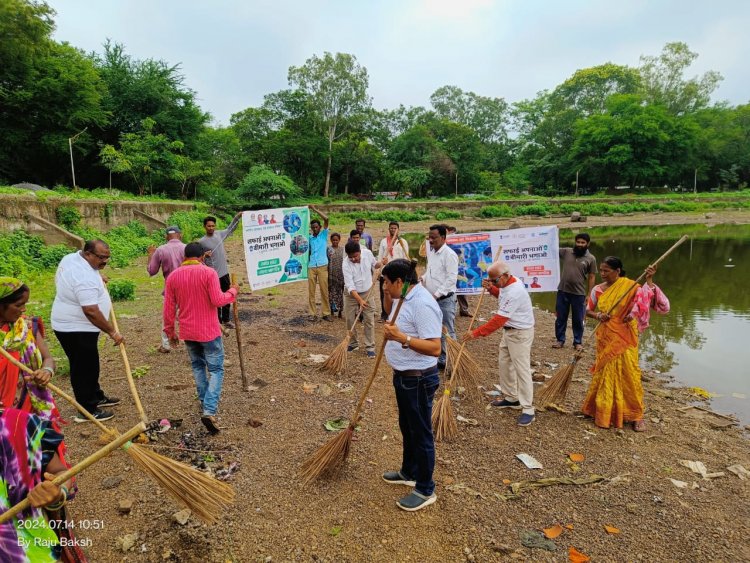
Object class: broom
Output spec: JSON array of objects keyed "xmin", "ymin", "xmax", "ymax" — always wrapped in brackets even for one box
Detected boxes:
[
  {"xmin": 536, "ymin": 234, "xmax": 689, "ymax": 409},
  {"xmin": 0, "ymin": 421, "xmax": 146, "ymax": 524},
  {"xmin": 0, "ymin": 348, "xmax": 235, "ymax": 524},
  {"xmin": 444, "ymin": 244, "xmax": 502, "ymax": 396},
  {"xmin": 319, "ymin": 269, "xmax": 381, "ymax": 377},
  {"xmin": 432, "ymin": 339, "xmax": 458, "ymax": 441},
  {"xmin": 433, "ymin": 245, "xmax": 504, "ymax": 440},
  {"xmin": 230, "ymin": 273, "xmax": 250, "ymax": 391},
  {"xmin": 108, "ymin": 301, "xmax": 148, "ymax": 424},
  {"xmin": 300, "ymin": 260, "xmax": 417, "ymax": 484}
]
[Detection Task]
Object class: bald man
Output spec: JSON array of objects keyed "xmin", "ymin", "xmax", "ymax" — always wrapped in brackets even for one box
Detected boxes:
[{"xmin": 462, "ymin": 260, "xmax": 536, "ymax": 426}]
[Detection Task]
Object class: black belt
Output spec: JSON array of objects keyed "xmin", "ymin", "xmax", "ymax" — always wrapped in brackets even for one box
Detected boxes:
[
  {"xmin": 504, "ymin": 325, "xmax": 530, "ymax": 330},
  {"xmin": 393, "ymin": 367, "xmax": 438, "ymax": 377},
  {"xmin": 436, "ymin": 292, "xmax": 455, "ymax": 301}
]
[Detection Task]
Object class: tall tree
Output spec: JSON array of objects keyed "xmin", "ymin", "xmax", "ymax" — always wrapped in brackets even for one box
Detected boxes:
[
  {"xmin": 430, "ymin": 85, "xmax": 509, "ymax": 143},
  {"xmin": 288, "ymin": 52, "xmax": 371, "ymax": 197},
  {"xmin": 638, "ymin": 42, "xmax": 723, "ymax": 115}
]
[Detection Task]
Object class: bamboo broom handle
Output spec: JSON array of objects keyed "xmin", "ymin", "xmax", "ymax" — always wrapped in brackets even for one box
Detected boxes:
[
  {"xmin": 109, "ymin": 303, "xmax": 148, "ymax": 424},
  {"xmin": 350, "ymin": 260, "xmax": 416, "ymax": 424},
  {"xmin": 447, "ymin": 244, "xmax": 504, "ymax": 381},
  {"xmin": 230, "ymin": 274, "xmax": 249, "ymax": 391},
  {"xmin": 0, "ymin": 421, "xmax": 146, "ymax": 525},
  {"xmin": 0, "ymin": 347, "xmax": 117, "ymax": 436}
]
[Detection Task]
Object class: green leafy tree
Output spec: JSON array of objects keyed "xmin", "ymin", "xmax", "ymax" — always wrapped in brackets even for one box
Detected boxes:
[
  {"xmin": 430, "ymin": 85, "xmax": 509, "ymax": 143},
  {"xmin": 638, "ymin": 42, "xmax": 723, "ymax": 115},
  {"xmin": 100, "ymin": 117, "xmax": 183, "ymax": 195},
  {"xmin": 288, "ymin": 52, "xmax": 371, "ymax": 197},
  {"xmin": 237, "ymin": 164, "xmax": 302, "ymax": 207},
  {"xmin": 0, "ymin": 1, "xmax": 107, "ymax": 184},
  {"xmin": 570, "ymin": 94, "xmax": 698, "ymax": 188}
]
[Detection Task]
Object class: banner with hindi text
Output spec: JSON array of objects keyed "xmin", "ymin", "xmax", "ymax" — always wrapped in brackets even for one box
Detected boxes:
[{"xmin": 242, "ymin": 207, "xmax": 310, "ymax": 290}]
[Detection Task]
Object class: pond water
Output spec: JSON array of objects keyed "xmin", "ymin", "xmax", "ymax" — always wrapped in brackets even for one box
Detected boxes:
[{"xmin": 402, "ymin": 225, "xmax": 750, "ymax": 424}]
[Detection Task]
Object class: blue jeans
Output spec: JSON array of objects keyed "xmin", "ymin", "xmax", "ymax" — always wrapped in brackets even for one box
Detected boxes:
[
  {"xmin": 184, "ymin": 336, "xmax": 225, "ymax": 416},
  {"xmin": 555, "ymin": 291, "xmax": 587, "ymax": 345},
  {"xmin": 437, "ymin": 294, "xmax": 457, "ymax": 364},
  {"xmin": 393, "ymin": 368, "xmax": 440, "ymax": 496}
]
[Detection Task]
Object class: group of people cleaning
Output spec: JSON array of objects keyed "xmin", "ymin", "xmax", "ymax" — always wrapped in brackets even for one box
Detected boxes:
[{"xmin": 0, "ymin": 213, "xmax": 671, "ymax": 549}]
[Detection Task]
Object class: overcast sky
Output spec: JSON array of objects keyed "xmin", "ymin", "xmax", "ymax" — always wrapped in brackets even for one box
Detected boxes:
[{"xmin": 49, "ymin": 0, "xmax": 750, "ymax": 125}]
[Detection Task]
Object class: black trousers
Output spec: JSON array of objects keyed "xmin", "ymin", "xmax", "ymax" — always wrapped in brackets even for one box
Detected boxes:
[
  {"xmin": 218, "ymin": 274, "xmax": 231, "ymax": 323},
  {"xmin": 54, "ymin": 331, "xmax": 105, "ymax": 413},
  {"xmin": 379, "ymin": 276, "xmax": 388, "ymax": 320}
]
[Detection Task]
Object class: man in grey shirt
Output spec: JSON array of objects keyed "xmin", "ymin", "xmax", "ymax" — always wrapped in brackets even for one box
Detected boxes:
[
  {"xmin": 554, "ymin": 232, "xmax": 597, "ymax": 350},
  {"xmin": 199, "ymin": 213, "xmax": 242, "ymax": 328}
]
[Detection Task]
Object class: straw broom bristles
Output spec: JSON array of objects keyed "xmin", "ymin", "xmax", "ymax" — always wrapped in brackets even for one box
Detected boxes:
[
  {"xmin": 445, "ymin": 335, "xmax": 483, "ymax": 401},
  {"xmin": 432, "ymin": 388, "xmax": 458, "ymax": 442},
  {"xmin": 126, "ymin": 443, "xmax": 235, "ymax": 524},
  {"xmin": 535, "ymin": 352, "xmax": 581, "ymax": 409},
  {"xmin": 319, "ymin": 332, "xmax": 351, "ymax": 376},
  {"xmin": 299, "ymin": 426, "xmax": 354, "ymax": 485},
  {"xmin": 0, "ymin": 348, "xmax": 235, "ymax": 525}
]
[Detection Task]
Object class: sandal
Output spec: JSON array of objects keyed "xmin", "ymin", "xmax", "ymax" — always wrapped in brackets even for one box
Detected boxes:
[
  {"xmin": 633, "ymin": 419, "xmax": 647, "ymax": 432},
  {"xmin": 551, "ymin": 342, "xmax": 565, "ymax": 349}
]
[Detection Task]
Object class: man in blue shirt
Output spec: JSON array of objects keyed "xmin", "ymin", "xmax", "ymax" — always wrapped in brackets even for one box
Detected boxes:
[{"xmin": 308, "ymin": 206, "xmax": 332, "ymax": 322}]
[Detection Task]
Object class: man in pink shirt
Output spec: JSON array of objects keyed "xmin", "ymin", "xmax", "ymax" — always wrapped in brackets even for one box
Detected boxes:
[
  {"xmin": 164, "ymin": 242, "xmax": 240, "ymax": 434},
  {"xmin": 147, "ymin": 226, "xmax": 186, "ymax": 353}
]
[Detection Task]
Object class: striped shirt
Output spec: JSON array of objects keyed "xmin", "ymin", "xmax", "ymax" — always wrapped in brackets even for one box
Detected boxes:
[
  {"xmin": 385, "ymin": 284, "xmax": 443, "ymax": 370},
  {"xmin": 163, "ymin": 263, "xmax": 237, "ymax": 342}
]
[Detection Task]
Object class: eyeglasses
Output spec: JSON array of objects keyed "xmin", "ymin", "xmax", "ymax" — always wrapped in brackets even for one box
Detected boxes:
[
  {"xmin": 490, "ymin": 273, "xmax": 508, "ymax": 283},
  {"xmin": 87, "ymin": 251, "xmax": 110, "ymax": 261}
]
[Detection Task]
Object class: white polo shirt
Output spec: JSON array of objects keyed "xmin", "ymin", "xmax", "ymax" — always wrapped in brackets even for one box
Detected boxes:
[
  {"xmin": 385, "ymin": 284, "xmax": 443, "ymax": 370},
  {"xmin": 51, "ymin": 252, "xmax": 111, "ymax": 333},
  {"xmin": 497, "ymin": 279, "xmax": 534, "ymax": 329}
]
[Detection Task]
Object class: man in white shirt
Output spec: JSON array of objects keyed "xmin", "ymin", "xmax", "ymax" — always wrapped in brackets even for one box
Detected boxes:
[
  {"xmin": 421, "ymin": 224, "xmax": 458, "ymax": 370},
  {"xmin": 342, "ymin": 240, "xmax": 382, "ymax": 358},
  {"xmin": 462, "ymin": 260, "xmax": 536, "ymax": 426},
  {"xmin": 377, "ymin": 221, "xmax": 410, "ymax": 322},
  {"xmin": 51, "ymin": 240, "xmax": 124, "ymax": 422}
]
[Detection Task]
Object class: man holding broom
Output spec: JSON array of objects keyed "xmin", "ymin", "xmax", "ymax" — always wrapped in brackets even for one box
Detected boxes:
[
  {"xmin": 164, "ymin": 242, "xmax": 240, "ymax": 434},
  {"xmin": 342, "ymin": 240, "xmax": 382, "ymax": 358},
  {"xmin": 462, "ymin": 260, "xmax": 536, "ymax": 427},
  {"xmin": 377, "ymin": 221, "xmax": 410, "ymax": 322},
  {"xmin": 381, "ymin": 259, "xmax": 442, "ymax": 511}
]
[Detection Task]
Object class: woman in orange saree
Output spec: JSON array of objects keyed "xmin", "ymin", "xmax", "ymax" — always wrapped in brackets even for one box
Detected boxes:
[{"xmin": 581, "ymin": 258, "xmax": 669, "ymax": 431}]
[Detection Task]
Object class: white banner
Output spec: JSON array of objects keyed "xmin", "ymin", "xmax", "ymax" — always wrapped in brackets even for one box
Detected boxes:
[
  {"xmin": 242, "ymin": 207, "xmax": 310, "ymax": 290},
  {"xmin": 489, "ymin": 225, "xmax": 560, "ymax": 292},
  {"xmin": 446, "ymin": 226, "xmax": 559, "ymax": 294}
]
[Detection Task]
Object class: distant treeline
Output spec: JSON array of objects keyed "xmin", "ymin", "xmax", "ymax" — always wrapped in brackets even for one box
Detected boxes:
[{"xmin": 2, "ymin": 0, "xmax": 749, "ymax": 204}]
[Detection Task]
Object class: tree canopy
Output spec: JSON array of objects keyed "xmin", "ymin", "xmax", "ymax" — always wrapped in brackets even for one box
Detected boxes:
[{"xmin": 1, "ymin": 0, "xmax": 747, "ymax": 201}]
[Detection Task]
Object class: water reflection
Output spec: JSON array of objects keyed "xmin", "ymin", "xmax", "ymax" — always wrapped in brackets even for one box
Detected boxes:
[{"xmin": 403, "ymin": 225, "xmax": 750, "ymax": 423}]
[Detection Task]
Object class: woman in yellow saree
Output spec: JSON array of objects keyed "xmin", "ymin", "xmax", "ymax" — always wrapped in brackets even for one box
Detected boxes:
[{"xmin": 581, "ymin": 257, "xmax": 669, "ymax": 431}]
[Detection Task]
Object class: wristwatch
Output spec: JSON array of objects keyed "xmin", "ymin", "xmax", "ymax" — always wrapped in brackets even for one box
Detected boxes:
[{"xmin": 401, "ymin": 336, "xmax": 412, "ymax": 349}]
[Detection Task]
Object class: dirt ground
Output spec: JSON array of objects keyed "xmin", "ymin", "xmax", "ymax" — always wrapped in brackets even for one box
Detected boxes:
[{"xmin": 53, "ymin": 214, "xmax": 750, "ymax": 562}]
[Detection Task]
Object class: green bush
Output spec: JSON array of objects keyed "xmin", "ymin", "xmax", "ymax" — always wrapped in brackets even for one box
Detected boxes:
[
  {"xmin": 435, "ymin": 210, "xmax": 462, "ymax": 221},
  {"xmin": 515, "ymin": 203, "xmax": 552, "ymax": 216},
  {"xmin": 0, "ymin": 231, "xmax": 74, "ymax": 278},
  {"xmin": 108, "ymin": 279, "xmax": 136, "ymax": 301},
  {"xmin": 478, "ymin": 204, "xmax": 514, "ymax": 218},
  {"xmin": 55, "ymin": 206, "xmax": 82, "ymax": 229}
]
